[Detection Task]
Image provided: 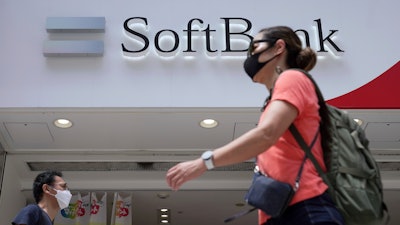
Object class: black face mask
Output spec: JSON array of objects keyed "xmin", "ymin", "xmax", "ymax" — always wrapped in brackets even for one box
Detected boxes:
[{"xmin": 243, "ymin": 52, "xmax": 278, "ymax": 80}]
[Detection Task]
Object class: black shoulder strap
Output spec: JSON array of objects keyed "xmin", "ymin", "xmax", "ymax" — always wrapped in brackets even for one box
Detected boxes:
[
  {"xmin": 288, "ymin": 124, "xmax": 333, "ymax": 190},
  {"xmin": 286, "ymin": 69, "xmax": 335, "ymax": 195}
]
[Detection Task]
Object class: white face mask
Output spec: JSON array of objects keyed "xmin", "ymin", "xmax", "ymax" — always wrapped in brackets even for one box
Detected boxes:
[{"xmin": 51, "ymin": 188, "xmax": 72, "ymax": 209}]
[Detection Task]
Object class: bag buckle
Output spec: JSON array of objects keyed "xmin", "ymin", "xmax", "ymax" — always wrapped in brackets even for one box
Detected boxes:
[
  {"xmin": 254, "ymin": 165, "xmax": 260, "ymax": 173},
  {"xmin": 294, "ymin": 181, "xmax": 300, "ymax": 191}
]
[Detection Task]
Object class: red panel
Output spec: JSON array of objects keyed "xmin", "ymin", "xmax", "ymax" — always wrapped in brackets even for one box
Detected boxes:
[{"xmin": 327, "ymin": 61, "xmax": 400, "ymax": 109}]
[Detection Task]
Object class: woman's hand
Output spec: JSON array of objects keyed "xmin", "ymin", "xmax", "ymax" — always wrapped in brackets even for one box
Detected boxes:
[{"xmin": 166, "ymin": 158, "xmax": 207, "ymax": 190}]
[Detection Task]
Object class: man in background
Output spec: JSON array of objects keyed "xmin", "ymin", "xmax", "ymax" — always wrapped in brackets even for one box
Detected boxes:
[{"xmin": 12, "ymin": 170, "xmax": 72, "ymax": 225}]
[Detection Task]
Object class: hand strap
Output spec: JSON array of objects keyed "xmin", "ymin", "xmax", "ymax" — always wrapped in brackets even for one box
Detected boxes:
[{"xmin": 224, "ymin": 207, "xmax": 257, "ymax": 223}]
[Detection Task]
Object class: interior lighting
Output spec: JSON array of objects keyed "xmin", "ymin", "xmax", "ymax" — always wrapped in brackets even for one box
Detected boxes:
[
  {"xmin": 200, "ymin": 119, "xmax": 218, "ymax": 128},
  {"xmin": 157, "ymin": 193, "xmax": 170, "ymax": 199},
  {"xmin": 158, "ymin": 208, "xmax": 171, "ymax": 224},
  {"xmin": 54, "ymin": 118, "xmax": 73, "ymax": 128}
]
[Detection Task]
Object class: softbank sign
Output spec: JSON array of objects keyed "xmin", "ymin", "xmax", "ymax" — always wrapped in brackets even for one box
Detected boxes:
[
  {"xmin": 43, "ymin": 17, "xmax": 343, "ymax": 58},
  {"xmin": 121, "ymin": 18, "xmax": 343, "ymax": 58}
]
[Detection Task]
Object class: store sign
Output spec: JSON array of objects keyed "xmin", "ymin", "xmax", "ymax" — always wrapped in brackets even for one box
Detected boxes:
[
  {"xmin": 121, "ymin": 18, "xmax": 344, "ymax": 58},
  {"xmin": 42, "ymin": 16, "xmax": 344, "ymax": 59}
]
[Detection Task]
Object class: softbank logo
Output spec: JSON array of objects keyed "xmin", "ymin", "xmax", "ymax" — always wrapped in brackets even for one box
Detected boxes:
[{"xmin": 43, "ymin": 17, "xmax": 105, "ymax": 57}]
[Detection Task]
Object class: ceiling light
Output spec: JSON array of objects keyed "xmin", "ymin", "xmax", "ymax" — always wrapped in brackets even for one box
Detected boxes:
[
  {"xmin": 199, "ymin": 119, "xmax": 218, "ymax": 128},
  {"xmin": 158, "ymin": 208, "xmax": 171, "ymax": 224},
  {"xmin": 157, "ymin": 193, "xmax": 170, "ymax": 199},
  {"xmin": 54, "ymin": 118, "xmax": 73, "ymax": 128}
]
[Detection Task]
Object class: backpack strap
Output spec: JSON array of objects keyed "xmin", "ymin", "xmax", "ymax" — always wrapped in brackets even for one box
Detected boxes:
[
  {"xmin": 289, "ymin": 124, "xmax": 335, "ymax": 198},
  {"xmin": 294, "ymin": 127, "xmax": 320, "ymax": 190}
]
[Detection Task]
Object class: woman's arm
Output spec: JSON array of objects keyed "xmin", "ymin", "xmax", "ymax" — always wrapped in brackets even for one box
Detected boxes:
[{"xmin": 166, "ymin": 99, "xmax": 298, "ymax": 190}]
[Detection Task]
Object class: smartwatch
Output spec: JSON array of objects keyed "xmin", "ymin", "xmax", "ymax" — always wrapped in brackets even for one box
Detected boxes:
[{"xmin": 201, "ymin": 150, "xmax": 215, "ymax": 170}]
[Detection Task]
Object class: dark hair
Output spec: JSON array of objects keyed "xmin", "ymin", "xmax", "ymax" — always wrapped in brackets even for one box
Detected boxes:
[
  {"xmin": 259, "ymin": 26, "xmax": 317, "ymax": 71},
  {"xmin": 33, "ymin": 170, "xmax": 63, "ymax": 203}
]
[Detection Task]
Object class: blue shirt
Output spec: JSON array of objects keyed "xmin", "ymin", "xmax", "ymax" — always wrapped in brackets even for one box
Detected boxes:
[{"xmin": 12, "ymin": 204, "xmax": 53, "ymax": 225}]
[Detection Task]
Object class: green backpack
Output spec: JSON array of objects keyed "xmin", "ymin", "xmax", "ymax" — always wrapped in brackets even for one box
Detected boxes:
[{"xmin": 290, "ymin": 70, "xmax": 390, "ymax": 225}]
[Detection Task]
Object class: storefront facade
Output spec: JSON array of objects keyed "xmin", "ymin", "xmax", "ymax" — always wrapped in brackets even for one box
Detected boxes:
[{"xmin": 0, "ymin": 1, "xmax": 399, "ymax": 224}]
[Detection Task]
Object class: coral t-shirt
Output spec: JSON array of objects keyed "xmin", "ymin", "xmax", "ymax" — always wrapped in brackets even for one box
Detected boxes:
[{"xmin": 257, "ymin": 70, "xmax": 328, "ymax": 224}]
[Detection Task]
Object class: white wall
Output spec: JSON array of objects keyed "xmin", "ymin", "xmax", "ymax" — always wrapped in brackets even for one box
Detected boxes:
[
  {"xmin": 0, "ymin": 155, "xmax": 27, "ymax": 224},
  {"xmin": 0, "ymin": 0, "xmax": 398, "ymax": 108}
]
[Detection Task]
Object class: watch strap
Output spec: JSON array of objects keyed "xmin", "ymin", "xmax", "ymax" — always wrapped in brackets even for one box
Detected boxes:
[{"xmin": 204, "ymin": 157, "xmax": 214, "ymax": 170}]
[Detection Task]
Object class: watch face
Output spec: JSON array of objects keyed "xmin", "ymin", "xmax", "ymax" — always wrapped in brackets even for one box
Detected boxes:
[{"xmin": 202, "ymin": 151, "xmax": 213, "ymax": 160}]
